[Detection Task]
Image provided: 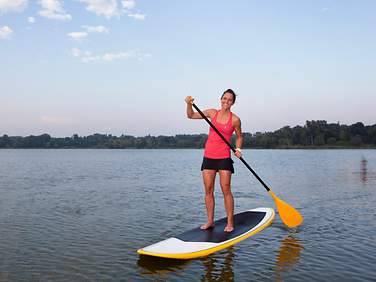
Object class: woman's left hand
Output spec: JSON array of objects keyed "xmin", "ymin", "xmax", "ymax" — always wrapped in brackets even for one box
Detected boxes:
[{"xmin": 234, "ymin": 149, "xmax": 242, "ymax": 158}]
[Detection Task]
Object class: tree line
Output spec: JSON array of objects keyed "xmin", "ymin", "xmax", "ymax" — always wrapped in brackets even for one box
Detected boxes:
[{"xmin": 1, "ymin": 120, "xmax": 375, "ymax": 149}]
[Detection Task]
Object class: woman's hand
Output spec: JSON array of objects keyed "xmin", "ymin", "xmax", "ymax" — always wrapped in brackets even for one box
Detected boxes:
[
  {"xmin": 185, "ymin": 96, "xmax": 194, "ymax": 104},
  {"xmin": 234, "ymin": 148, "xmax": 242, "ymax": 158}
]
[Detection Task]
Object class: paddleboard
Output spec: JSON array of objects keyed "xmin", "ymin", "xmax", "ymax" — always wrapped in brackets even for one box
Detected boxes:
[{"xmin": 137, "ymin": 207, "xmax": 275, "ymax": 259}]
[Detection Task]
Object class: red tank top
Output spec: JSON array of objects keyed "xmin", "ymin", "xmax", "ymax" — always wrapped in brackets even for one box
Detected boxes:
[{"xmin": 204, "ymin": 110, "xmax": 235, "ymax": 159}]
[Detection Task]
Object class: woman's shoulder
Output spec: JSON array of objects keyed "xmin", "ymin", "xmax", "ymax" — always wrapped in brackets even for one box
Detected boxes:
[
  {"xmin": 231, "ymin": 112, "xmax": 240, "ymax": 122},
  {"xmin": 206, "ymin": 108, "xmax": 218, "ymax": 118}
]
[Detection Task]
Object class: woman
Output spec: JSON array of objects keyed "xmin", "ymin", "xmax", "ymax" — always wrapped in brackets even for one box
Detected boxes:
[{"xmin": 185, "ymin": 89, "xmax": 243, "ymax": 232}]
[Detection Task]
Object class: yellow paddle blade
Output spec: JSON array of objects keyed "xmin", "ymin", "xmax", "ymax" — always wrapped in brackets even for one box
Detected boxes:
[{"xmin": 268, "ymin": 190, "xmax": 303, "ymax": 228}]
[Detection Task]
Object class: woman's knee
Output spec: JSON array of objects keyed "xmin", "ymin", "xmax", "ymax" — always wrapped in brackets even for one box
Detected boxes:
[
  {"xmin": 220, "ymin": 184, "xmax": 232, "ymax": 196},
  {"xmin": 204, "ymin": 185, "xmax": 215, "ymax": 196}
]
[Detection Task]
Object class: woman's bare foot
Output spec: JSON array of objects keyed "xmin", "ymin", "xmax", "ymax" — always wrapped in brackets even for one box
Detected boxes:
[
  {"xmin": 200, "ymin": 222, "xmax": 215, "ymax": 230},
  {"xmin": 224, "ymin": 225, "xmax": 234, "ymax": 232}
]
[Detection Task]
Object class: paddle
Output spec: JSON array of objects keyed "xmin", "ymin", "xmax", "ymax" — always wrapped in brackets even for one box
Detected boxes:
[{"xmin": 192, "ymin": 103, "xmax": 303, "ymax": 228}]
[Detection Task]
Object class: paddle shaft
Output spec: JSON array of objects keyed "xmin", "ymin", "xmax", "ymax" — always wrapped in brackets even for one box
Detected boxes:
[{"xmin": 192, "ymin": 103, "xmax": 271, "ymax": 192}]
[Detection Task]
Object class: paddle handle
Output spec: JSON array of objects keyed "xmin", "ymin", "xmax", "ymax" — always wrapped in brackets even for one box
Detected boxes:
[{"xmin": 192, "ymin": 103, "xmax": 271, "ymax": 192}]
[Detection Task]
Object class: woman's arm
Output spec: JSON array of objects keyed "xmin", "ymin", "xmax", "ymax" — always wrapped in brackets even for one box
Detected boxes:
[
  {"xmin": 185, "ymin": 96, "xmax": 215, "ymax": 119},
  {"xmin": 233, "ymin": 117, "xmax": 243, "ymax": 158}
]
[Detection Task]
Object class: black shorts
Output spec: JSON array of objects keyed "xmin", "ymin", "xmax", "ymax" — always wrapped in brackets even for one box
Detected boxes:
[{"xmin": 201, "ymin": 157, "xmax": 234, "ymax": 174}]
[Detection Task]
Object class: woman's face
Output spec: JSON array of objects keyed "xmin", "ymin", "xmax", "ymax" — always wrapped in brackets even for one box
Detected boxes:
[{"xmin": 221, "ymin": 92, "xmax": 234, "ymax": 109}]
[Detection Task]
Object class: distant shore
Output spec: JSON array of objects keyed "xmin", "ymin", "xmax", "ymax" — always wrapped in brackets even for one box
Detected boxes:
[{"xmin": 1, "ymin": 120, "xmax": 375, "ymax": 149}]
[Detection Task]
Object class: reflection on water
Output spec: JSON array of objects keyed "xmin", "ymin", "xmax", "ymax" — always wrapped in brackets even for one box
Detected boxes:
[
  {"xmin": 348, "ymin": 155, "xmax": 376, "ymax": 185},
  {"xmin": 274, "ymin": 236, "xmax": 304, "ymax": 281},
  {"xmin": 137, "ymin": 255, "xmax": 191, "ymax": 275},
  {"xmin": 137, "ymin": 236, "xmax": 304, "ymax": 281},
  {"xmin": 200, "ymin": 247, "xmax": 235, "ymax": 282},
  {"xmin": 137, "ymin": 248, "xmax": 235, "ymax": 281},
  {"xmin": 0, "ymin": 272, "xmax": 9, "ymax": 281},
  {"xmin": 361, "ymin": 156, "xmax": 368, "ymax": 183}
]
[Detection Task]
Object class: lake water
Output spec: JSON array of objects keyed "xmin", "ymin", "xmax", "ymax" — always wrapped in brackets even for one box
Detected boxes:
[{"xmin": 0, "ymin": 149, "xmax": 375, "ymax": 281}]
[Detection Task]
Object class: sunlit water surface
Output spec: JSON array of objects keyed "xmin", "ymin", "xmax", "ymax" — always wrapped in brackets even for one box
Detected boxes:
[{"xmin": 0, "ymin": 149, "xmax": 375, "ymax": 281}]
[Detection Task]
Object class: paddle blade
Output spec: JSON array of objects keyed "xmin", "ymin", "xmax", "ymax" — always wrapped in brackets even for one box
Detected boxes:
[{"xmin": 268, "ymin": 190, "xmax": 303, "ymax": 228}]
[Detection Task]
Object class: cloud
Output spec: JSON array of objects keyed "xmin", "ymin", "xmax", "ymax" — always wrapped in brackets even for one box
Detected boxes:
[
  {"xmin": 122, "ymin": 0, "xmax": 147, "ymax": 21},
  {"xmin": 321, "ymin": 7, "xmax": 329, "ymax": 12},
  {"xmin": 79, "ymin": 0, "xmax": 120, "ymax": 18},
  {"xmin": 82, "ymin": 25, "xmax": 109, "ymax": 33},
  {"xmin": 38, "ymin": 0, "xmax": 72, "ymax": 21},
  {"xmin": 0, "ymin": 26, "xmax": 13, "ymax": 39},
  {"xmin": 0, "ymin": 0, "xmax": 27, "ymax": 14},
  {"xmin": 68, "ymin": 26, "xmax": 108, "ymax": 42},
  {"xmin": 121, "ymin": 0, "xmax": 135, "ymax": 10},
  {"xmin": 41, "ymin": 116, "xmax": 72, "ymax": 124},
  {"xmin": 127, "ymin": 12, "xmax": 145, "ymax": 21},
  {"xmin": 28, "ymin": 16, "xmax": 35, "ymax": 23},
  {"xmin": 70, "ymin": 47, "xmax": 151, "ymax": 63},
  {"xmin": 68, "ymin": 32, "xmax": 88, "ymax": 41},
  {"xmin": 79, "ymin": 0, "xmax": 145, "ymax": 20}
]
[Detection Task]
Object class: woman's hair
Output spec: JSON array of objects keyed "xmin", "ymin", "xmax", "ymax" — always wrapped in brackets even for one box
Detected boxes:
[{"xmin": 221, "ymin": 89, "xmax": 236, "ymax": 103}]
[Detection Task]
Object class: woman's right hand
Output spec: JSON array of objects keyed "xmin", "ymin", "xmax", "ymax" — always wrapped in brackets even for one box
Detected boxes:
[{"xmin": 185, "ymin": 96, "xmax": 194, "ymax": 104}]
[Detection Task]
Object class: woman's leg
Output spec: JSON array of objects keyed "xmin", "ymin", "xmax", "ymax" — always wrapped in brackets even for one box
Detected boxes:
[
  {"xmin": 219, "ymin": 170, "xmax": 234, "ymax": 232},
  {"xmin": 201, "ymin": 169, "xmax": 217, "ymax": 229}
]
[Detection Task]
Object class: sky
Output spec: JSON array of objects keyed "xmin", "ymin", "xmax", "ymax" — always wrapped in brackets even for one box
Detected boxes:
[{"xmin": 0, "ymin": 0, "xmax": 375, "ymax": 137}]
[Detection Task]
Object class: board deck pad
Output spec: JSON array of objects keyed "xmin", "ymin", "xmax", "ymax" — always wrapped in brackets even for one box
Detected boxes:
[
  {"xmin": 177, "ymin": 211, "xmax": 266, "ymax": 243},
  {"xmin": 137, "ymin": 207, "xmax": 275, "ymax": 259}
]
